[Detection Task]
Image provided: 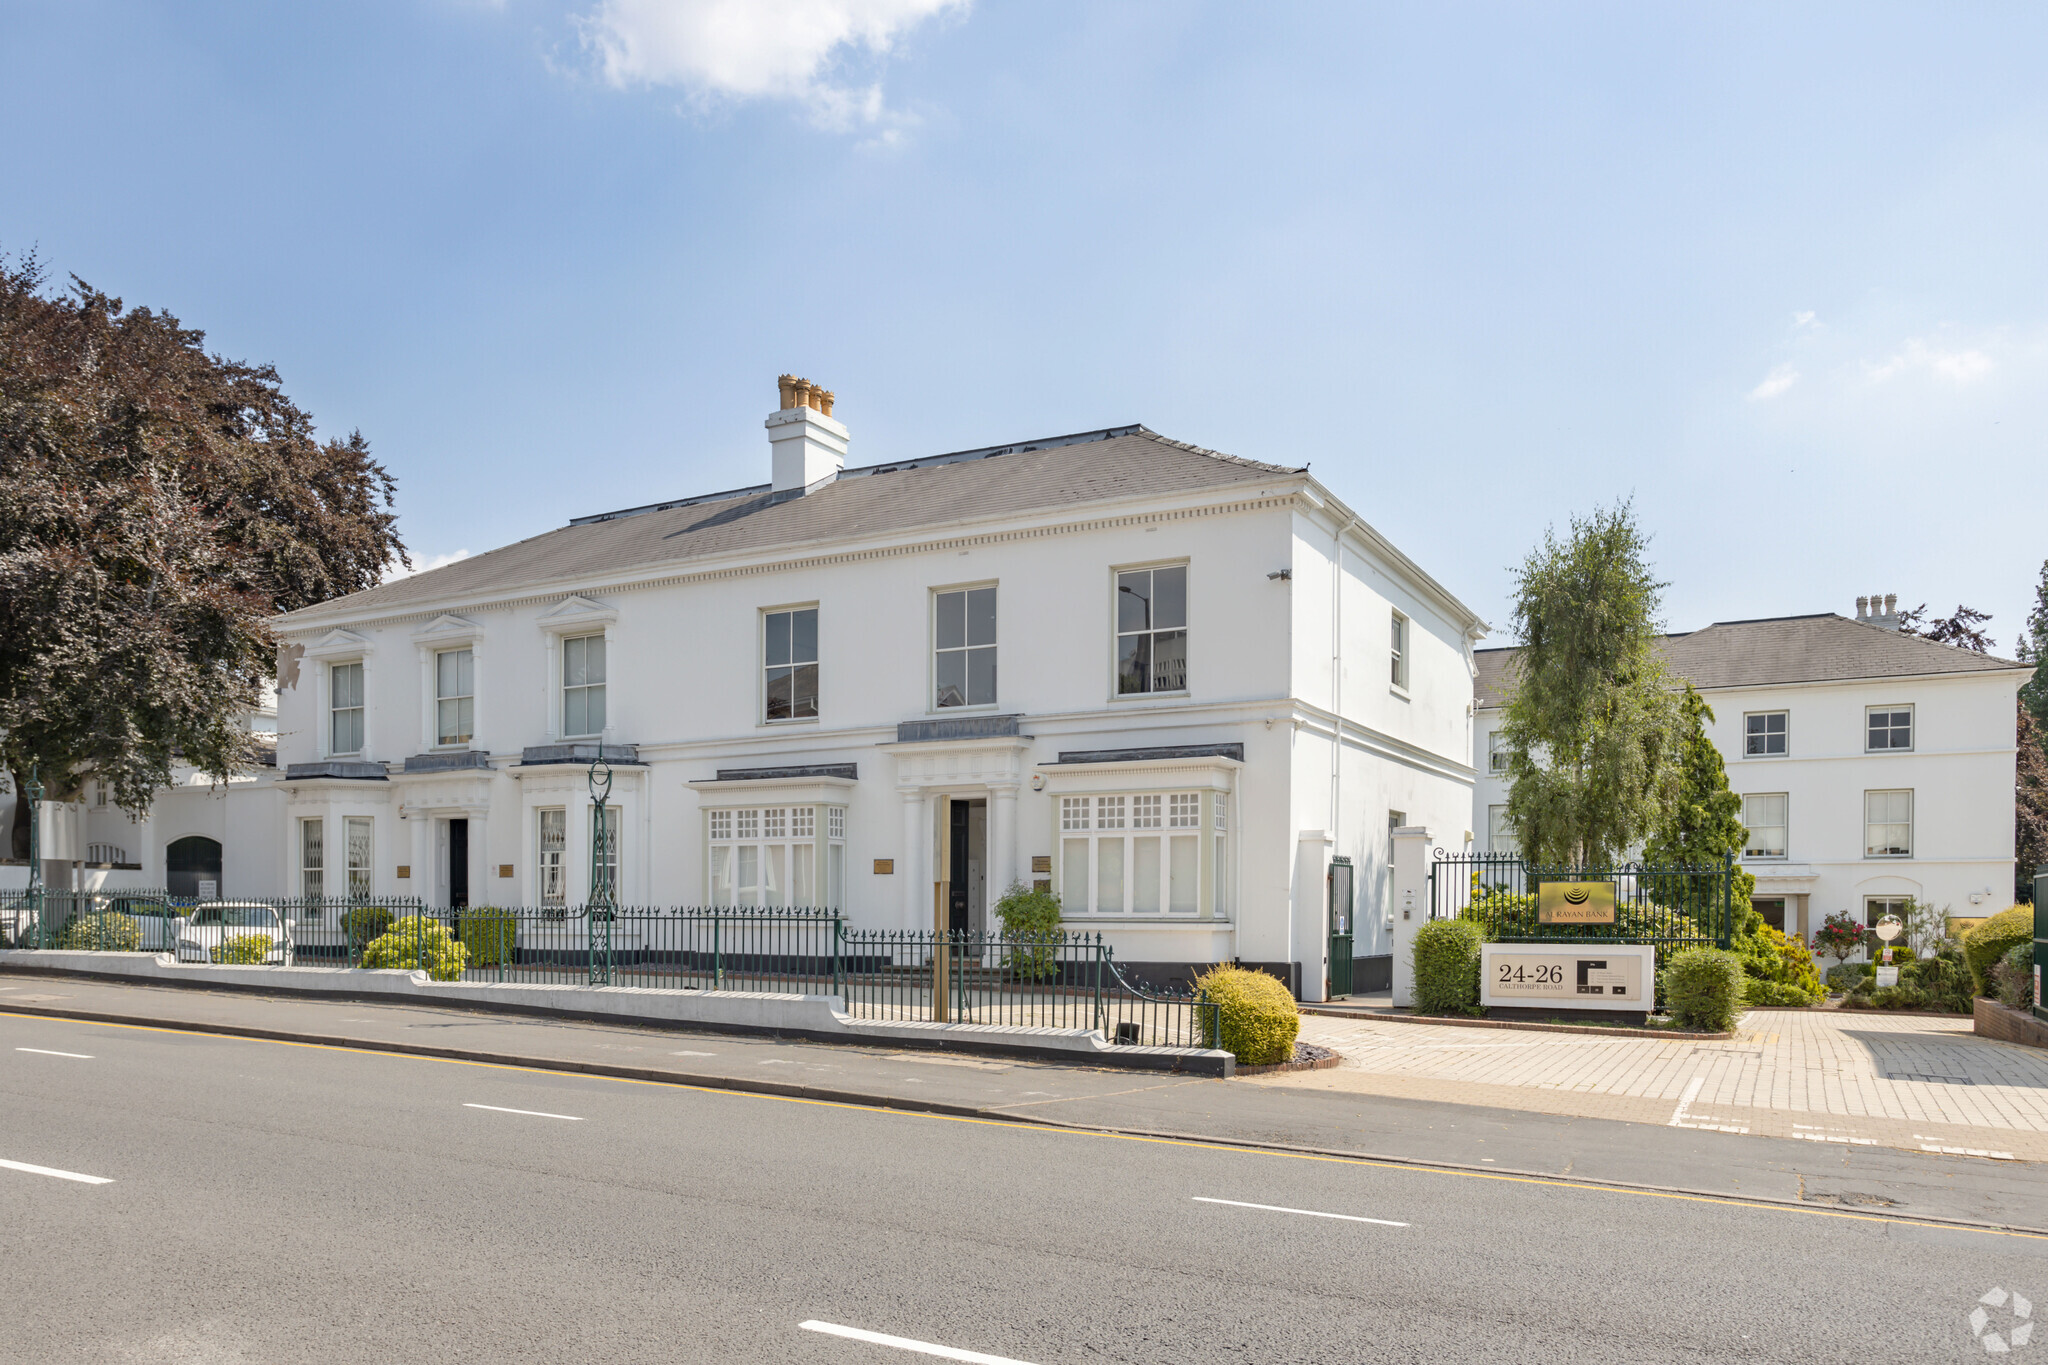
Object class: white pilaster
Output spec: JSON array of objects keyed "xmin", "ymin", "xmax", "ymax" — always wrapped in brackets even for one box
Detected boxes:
[
  {"xmin": 899, "ymin": 789, "xmax": 925, "ymax": 933},
  {"xmin": 1390, "ymin": 825, "xmax": 1433, "ymax": 1008},
  {"xmin": 989, "ymin": 785, "xmax": 1019, "ymax": 902}
]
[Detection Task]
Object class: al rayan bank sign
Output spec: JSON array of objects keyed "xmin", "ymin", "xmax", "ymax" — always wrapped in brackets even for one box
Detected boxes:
[{"xmin": 1538, "ymin": 881, "xmax": 1616, "ymax": 925}]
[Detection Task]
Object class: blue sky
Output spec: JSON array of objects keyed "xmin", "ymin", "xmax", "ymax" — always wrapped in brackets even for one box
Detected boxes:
[{"xmin": 5, "ymin": 2, "xmax": 2044, "ymax": 650}]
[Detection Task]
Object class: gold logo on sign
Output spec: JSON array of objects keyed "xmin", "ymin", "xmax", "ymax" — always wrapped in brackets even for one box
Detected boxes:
[{"xmin": 1539, "ymin": 881, "xmax": 1616, "ymax": 924}]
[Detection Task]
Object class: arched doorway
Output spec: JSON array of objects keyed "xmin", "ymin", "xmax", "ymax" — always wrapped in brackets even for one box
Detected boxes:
[{"xmin": 166, "ymin": 836, "xmax": 223, "ymax": 900}]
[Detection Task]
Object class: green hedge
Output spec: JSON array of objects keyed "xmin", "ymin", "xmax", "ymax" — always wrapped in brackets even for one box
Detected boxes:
[
  {"xmin": 362, "ymin": 916, "xmax": 468, "ymax": 982},
  {"xmin": 213, "ymin": 933, "xmax": 273, "ymax": 965},
  {"xmin": 1412, "ymin": 918, "xmax": 1484, "ymax": 1016},
  {"xmin": 458, "ymin": 908, "xmax": 517, "ymax": 967},
  {"xmin": 57, "ymin": 912, "xmax": 141, "ymax": 952},
  {"xmin": 1992, "ymin": 943, "xmax": 2034, "ymax": 1011},
  {"xmin": 345, "ymin": 904, "xmax": 395, "ymax": 952},
  {"xmin": 1193, "ymin": 965, "xmax": 1299, "ymax": 1065},
  {"xmin": 1661, "ymin": 948, "xmax": 1745, "ymax": 1032},
  {"xmin": 1963, "ymin": 906, "xmax": 2033, "ymax": 997}
]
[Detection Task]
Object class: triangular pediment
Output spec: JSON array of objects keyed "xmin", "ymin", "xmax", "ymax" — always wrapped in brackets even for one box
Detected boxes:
[
  {"xmin": 413, "ymin": 613, "xmax": 482, "ymax": 640},
  {"xmin": 309, "ymin": 627, "xmax": 372, "ymax": 653},
  {"xmin": 538, "ymin": 594, "xmax": 617, "ymax": 625}
]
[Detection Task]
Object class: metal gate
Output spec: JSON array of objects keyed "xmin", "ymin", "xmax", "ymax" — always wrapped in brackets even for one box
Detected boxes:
[
  {"xmin": 1328, "ymin": 856, "xmax": 1354, "ymax": 997},
  {"xmin": 1427, "ymin": 850, "xmax": 1734, "ymax": 949}
]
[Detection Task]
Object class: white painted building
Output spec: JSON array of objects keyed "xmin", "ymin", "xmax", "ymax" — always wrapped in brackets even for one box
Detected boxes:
[
  {"xmin": 0, "ymin": 693, "xmax": 285, "ymax": 901},
  {"xmin": 1472, "ymin": 602, "xmax": 2028, "ymax": 943},
  {"xmin": 253, "ymin": 381, "xmax": 1486, "ymax": 999}
]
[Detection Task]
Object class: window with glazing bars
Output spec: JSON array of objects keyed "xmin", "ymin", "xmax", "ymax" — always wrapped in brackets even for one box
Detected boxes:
[
  {"xmin": 1867, "ymin": 707, "xmax": 1912, "ymax": 751},
  {"xmin": 708, "ymin": 805, "xmax": 845, "ymax": 908},
  {"xmin": 436, "ymin": 648, "xmax": 474, "ymax": 746},
  {"xmin": 563, "ymin": 636, "xmax": 606, "ymax": 737},
  {"xmin": 935, "ymin": 587, "xmax": 996, "ymax": 708},
  {"xmin": 764, "ymin": 608, "xmax": 819, "ymax": 720},
  {"xmin": 1745, "ymin": 711, "xmax": 1787, "ymax": 756},
  {"xmin": 1060, "ymin": 791, "xmax": 1209, "ymax": 916},
  {"xmin": 538, "ymin": 809, "xmax": 566, "ymax": 907},
  {"xmin": 1115, "ymin": 565, "xmax": 1187, "ymax": 694},
  {"xmin": 345, "ymin": 816, "xmax": 373, "ymax": 898},
  {"xmin": 300, "ymin": 818, "xmax": 324, "ymax": 898},
  {"xmin": 330, "ymin": 662, "xmax": 364, "ymax": 755}
]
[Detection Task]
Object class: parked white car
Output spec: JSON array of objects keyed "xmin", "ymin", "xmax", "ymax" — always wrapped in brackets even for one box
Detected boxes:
[{"xmin": 174, "ymin": 904, "xmax": 291, "ymax": 965}]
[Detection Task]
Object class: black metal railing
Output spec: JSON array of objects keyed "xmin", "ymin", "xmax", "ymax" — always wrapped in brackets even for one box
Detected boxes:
[
  {"xmin": 0, "ymin": 893, "xmax": 1217, "ymax": 1048},
  {"xmin": 1427, "ymin": 851, "xmax": 1734, "ymax": 949}
]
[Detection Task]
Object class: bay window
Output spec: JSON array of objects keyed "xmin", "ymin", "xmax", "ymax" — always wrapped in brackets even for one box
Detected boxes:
[
  {"xmin": 1058, "ymin": 790, "xmax": 1224, "ymax": 916},
  {"xmin": 708, "ymin": 805, "xmax": 846, "ymax": 908}
]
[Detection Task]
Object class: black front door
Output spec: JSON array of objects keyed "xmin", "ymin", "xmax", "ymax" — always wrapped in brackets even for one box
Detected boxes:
[
  {"xmin": 947, "ymin": 802, "xmax": 971, "ymax": 935},
  {"xmin": 449, "ymin": 819, "xmax": 469, "ymax": 908},
  {"xmin": 166, "ymin": 836, "xmax": 223, "ymax": 900}
]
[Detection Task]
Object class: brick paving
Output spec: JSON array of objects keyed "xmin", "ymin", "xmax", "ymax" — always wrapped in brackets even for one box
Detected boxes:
[{"xmin": 1279, "ymin": 1008, "xmax": 2048, "ymax": 1161}]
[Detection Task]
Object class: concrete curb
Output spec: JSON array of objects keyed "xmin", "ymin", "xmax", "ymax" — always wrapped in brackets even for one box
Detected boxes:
[
  {"xmin": 0, "ymin": 955, "xmax": 1234, "ymax": 1075},
  {"xmin": 1300, "ymin": 1006, "xmax": 1735, "ymax": 1042},
  {"xmin": 6, "ymin": 995, "xmax": 2039, "ymax": 1241}
]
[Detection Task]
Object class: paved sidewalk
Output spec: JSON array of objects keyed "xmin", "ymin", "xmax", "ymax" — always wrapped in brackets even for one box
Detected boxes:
[{"xmin": 1289, "ymin": 1008, "xmax": 2048, "ymax": 1160}]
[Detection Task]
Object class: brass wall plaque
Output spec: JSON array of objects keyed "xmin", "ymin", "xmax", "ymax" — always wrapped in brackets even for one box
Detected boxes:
[
  {"xmin": 1033, "ymin": 879, "xmax": 1051, "ymax": 894},
  {"xmin": 873, "ymin": 859, "xmax": 894, "ymax": 875},
  {"xmin": 1538, "ymin": 881, "xmax": 1616, "ymax": 924},
  {"xmin": 498, "ymin": 864, "xmax": 514, "ymax": 879},
  {"xmin": 1031, "ymin": 855, "xmax": 1052, "ymax": 874},
  {"xmin": 395, "ymin": 865, "xmax": 411, "ymax": 879}
]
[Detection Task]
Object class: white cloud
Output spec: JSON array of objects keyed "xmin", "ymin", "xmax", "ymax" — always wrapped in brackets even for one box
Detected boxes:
[
  {"xmin": 382, "ymin": 548, "xmax": 473, "ymax": 584},
  {"xmin": 1748, "ymin": 363, "xmax": 1800, "ymax": 401},
  {"xmin": 575, "ymin": 0, "xmax": 964, "ymax": 133},
  {"xmin": 1865, "ymin": 338, "xmax": 1995, "ymax": 385},
  {"xmin": 1792, "ymin": 311, "xmax": 1819, "ymax": 331}
]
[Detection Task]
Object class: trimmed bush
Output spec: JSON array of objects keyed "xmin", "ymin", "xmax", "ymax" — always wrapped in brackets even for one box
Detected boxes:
[
  {"xmin": 345, "ymin": 904, "xmax": 395, "ymax": 953},
  {"xmin": 1661, "ymin": 948, "xmax": 1745, "ymax": 1032},
  {"xmin": 1193, "ymin": 965, "xmax": 1299, "ymax": 1066},
  {"xmin": 57, "ymin": 912, "xmax": 141, "ymax": 952},
  {"xmin": 1963, "ymin": 905, "xmax": 2033, "ymax": 997},
  {"xmin": 361, "ymin": 916, "xmax": 468, "ymax": 982},
  {"xmin": 1739, "ymin": 923, "xmax": 1825, "ymax": 1004},
  {"xmin": 1412, "ymin": 918, "xmax": 1484, "ymax": 1016},
  {"xmin": 993, "ymin": 883, "xmax": 1064, "ymax": 981},
  {"xmin": 1742, "ymin": 978, "xmax": 1818, "ymax": 1008},
  {"xmin": 1824, "ymin": 963, "xmax": 1867, "ymax": 994},
  {"xmin": 212, "ymin": 933, "xmax": 273, "ymax": 965},
  {"xmin": 458, "ymin": 908, "xmax": 517, "ymax": 967},
  {"xmin": 1904, "ymin": 952, "xmax": 1975, "ymax": 1014},
  {"xmin": 1993, "ymin": 943, "xmax": 2035, "ymax": 1012}
]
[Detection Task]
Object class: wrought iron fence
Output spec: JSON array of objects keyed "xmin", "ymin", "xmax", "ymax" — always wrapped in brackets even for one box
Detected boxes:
[
  {"xmin": 1428, "ymin": 851, "xmax": 1735, "ymax": 949},
  {"xmin": 0, "ymin": 893, "xmax": 1218, "ymax": 1049}
]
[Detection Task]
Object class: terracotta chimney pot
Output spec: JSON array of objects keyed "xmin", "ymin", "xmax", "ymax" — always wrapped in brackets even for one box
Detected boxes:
[{"xmin": 777, "ymin": 374, "xmax": 797, "ymax": 410}]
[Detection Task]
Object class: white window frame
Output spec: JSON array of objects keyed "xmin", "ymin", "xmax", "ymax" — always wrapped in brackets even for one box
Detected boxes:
[
  {"xmin": 1390, "ymin": 610, "xmax": 1410, "ymax": 692},
  {"xmin": 1486, "ymin": 804, "xmax": 1518, "ymax": 856},
  {"xmin": 1864, "ymin": 789, "xmax": 1913, "ymax": 858},
  {"xmin": 932, "ymin": 583, "xmax": 998, "ymax": 711},
  {"xmin": 329, "ymin": 661, "xmax": 366, "ymax": 757},
  {"xmin": 705, "ymin": 804, "xmax": 846, "ymax": 909},
  {"xmin": 561, "ymin": 634, "xmax": 608, "ymax": 740},
  {"xmin": 434, "ymin": 647, "xmax": 475, "ymax": 748},
  {"xmin": 1057, "ymin": 790, "xmax": 1216, "ymax": 917},
  {"xmin": 299, "ymin": 817, "xmax": 325, "ymax": 899},
  {"xmin": 537, "ymin": 808, "xmax": 567, "ymax": 908},
  {"xmin": 1111, "ymin": 562, "xmax": 1190, "ymax": 698},
  {"xmin": 1866, "ymin": 704, "xmax": 1914, "ymax": 753},
  {"xmin": 344, "ymin": 815, "xmax": 374, "ymax": 899},
  {"xmin": 1742, "ymin": 793, "xmax": 1788, "ymax": 860},
  {"xmin": 1744, "ymin": 710, "xmax": 1788, "ymax": 758},
  {"xmin": 1487, "ymin": 731, "xmax": 1509, "ymax": 774},
  {"xmin": 761, "ymin": 604, "xmax": 820, "ymax": 724}
]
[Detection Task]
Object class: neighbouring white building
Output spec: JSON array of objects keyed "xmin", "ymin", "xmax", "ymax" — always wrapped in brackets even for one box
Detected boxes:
[
  {"xmin": 0, "ymin": 695, "xmax": 285, "ymax": 902},
  {"xmin": 232, "ymin": 380, "xmax": 1490, "ymax": 999},
  {"xmin": 1472, "ymin": 600, "xmax": 2029, "ymax": 945}
]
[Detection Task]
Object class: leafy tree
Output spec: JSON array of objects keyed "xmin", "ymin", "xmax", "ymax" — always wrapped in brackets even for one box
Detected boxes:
[
  {"xmin": 1895, "ymin": 602, "xmax": 1995, "ymax": 652},
  {"xmin": 1499, "ymin": 500, "xmax": 1682, "ymax": 865},
  {"xmin": 2020, "ymin": 558, "xmax": 2048, "ymax": 734},
  {"xmin": 1642, "ymin": 684, "xmax": 1756, "ymax": 920},
  {"xmin": 2019, "ymin": 705, "xmax": 2048, "ymax": 901},
  {"xmin": 0, "ymin": 251, "xmax": 405, "ymax": 850}
]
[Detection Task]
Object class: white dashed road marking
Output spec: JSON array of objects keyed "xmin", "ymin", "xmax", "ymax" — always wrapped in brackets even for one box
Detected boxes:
[
  {"xmin": 0, "ymin": 1157, "xmax": 112, "ymax": 1185},
  {"xmin": 1193, "ymin": 1197, "xmax": 1409, "ymax": 1227},
  {"xmin": 463, "ymin": 1103, "xmax": 583, "ymax": 1121},
  {"xmin": 799, "ymin": 1320, "xmax": 1039, "ymax": 1364}
]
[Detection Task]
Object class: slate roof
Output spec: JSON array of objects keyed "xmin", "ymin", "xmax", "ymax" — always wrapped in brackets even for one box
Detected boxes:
[
  {"xmin": 1475, "ymin": 613, "xmax": 2028, "ymax": 707},
  {"xmin": 284, "ymin": 426, "xmax": 1299, "ymax": 621}
]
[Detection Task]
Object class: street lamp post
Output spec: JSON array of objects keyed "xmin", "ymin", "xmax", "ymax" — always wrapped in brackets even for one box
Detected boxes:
[
  {"xmin": 23, "ymin": 764, "xmax": 43, "ymax": 948},
  {"xmin": 588, "ymin": 755, "xmax": 614, "ymax": 986}
]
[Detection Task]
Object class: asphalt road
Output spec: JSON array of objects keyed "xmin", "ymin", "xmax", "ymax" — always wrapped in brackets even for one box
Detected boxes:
[{"xmin": 3, "ymin": 1011, "xmax": 2045, "ymax": 1364}]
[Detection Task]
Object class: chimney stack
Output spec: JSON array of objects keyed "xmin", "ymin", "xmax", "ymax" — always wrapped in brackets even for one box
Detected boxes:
[
  {"xmin": 767, "ymin": 373, "xmax": 847, "ymax": 494},
  {"xmin": 1855, "ymin": 592, "xmax": 1904, "ymax": 630}
]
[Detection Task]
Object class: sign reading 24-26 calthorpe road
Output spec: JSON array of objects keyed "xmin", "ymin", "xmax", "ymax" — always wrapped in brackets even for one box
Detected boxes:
[
  {"xmin": 1480, "ymin": 944, "xmax": 1655, "ymax": 1012},
  {"xmin": 1537, "ymin": 880, "xmax": 1616, "ymax": 924}
]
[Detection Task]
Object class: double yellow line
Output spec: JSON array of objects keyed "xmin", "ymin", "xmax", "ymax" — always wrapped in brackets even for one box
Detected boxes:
[{"xmin": 9, "ymin": 1009, "xmax": 2041, "ymax": 1242}]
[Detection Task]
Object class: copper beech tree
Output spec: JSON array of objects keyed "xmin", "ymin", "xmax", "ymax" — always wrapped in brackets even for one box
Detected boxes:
[{"xmin": 0, "ymin": 252, "xmax": 406, "ymax": 854}]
